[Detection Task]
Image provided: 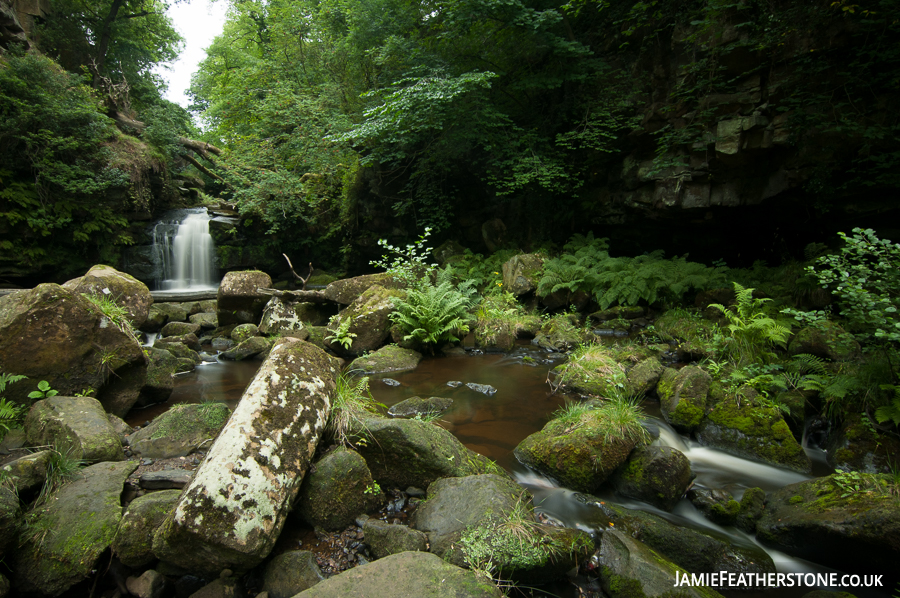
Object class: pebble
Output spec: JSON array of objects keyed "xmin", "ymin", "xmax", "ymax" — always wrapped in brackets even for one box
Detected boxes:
[
  {"xmin": 446, "ymin": 381, "xmax": 463, "ymax": 388},
  {"xmin": 382, "ymin": 378, "xmax": 401, "ymax": 386}
]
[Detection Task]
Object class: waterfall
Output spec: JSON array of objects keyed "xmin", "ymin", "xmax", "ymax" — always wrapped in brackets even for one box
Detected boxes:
[{"xmin": 151, "ymin": 209, "xmax": 218, "ymax": 291}]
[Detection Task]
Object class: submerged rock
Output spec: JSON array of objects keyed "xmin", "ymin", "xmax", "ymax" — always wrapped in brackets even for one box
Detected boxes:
[
  {"xmin": 153, "ymin": 339, "xmax": 338, "ymax": 574},
  {"xmin": 25, "ymin": 396, "xmax": 124, "ymax": 463},
  {"xmin": 348, "ymin": 345, "xmax": 422, "ymax": 374},
  {"xmin": 387, "ymin": 396, "xmax": 453, "ymax": 418}
]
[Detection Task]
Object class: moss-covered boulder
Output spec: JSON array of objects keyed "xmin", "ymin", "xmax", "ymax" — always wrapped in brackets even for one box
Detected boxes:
[
  {"xmin": 788, "ymin": 321, "xmax": 860, "ymax": 361},
  {"xmin": 62, "ymin": 264, "xmax": 153, "ymax": 328},
  {"xmin": 135, "ymin": 347, "xmax": 178, "ymax": 408},
  {"xmin": 696, "ymin": 397, "xmax": 811, "ymax": 473},
  {"xmin": 190, "ymin": 311, "xmax": 218, "ymax": 329},
  {"xmin": 599, "ymin": 529, "xmax": 724, "ymax": 598},
  {"xmin": 146, "ymin": 303, "xmax": 189, "ymax": 332},
  {"xmin": 326, "ymin": 284, "xmax": 405, "ymax": 358},
  {"xmin": 25, "ymin": 396, "xmax": 124, "ymax": 463},
  {"xmin": 295, "ymin": 447, "xmax": 384, "ymax": 531},
  {"xmin": 687, "ymin": 487, "xmax": 740, "ymax": 526},
  {"xmin": 474, "ymin": 318, "xmax": 517, "ymax": 352},
  {"xmin": 501, "ymin": 254, "xmax": 544, "ymax": 296},
  {"xmin": 130, "ymin": 402, "xmax": 231, "ymax": 459},
  {"xmin": 550, "ymin": 346, "xmax": 626, "ymax": 397},
  {"xmin": 387, "ymin": 396, "xmax": 453, "ymax": 418},
  {"xmin": 291, "ymin": 551, "xmax": 502, "ymax": 598},
  {"xmin": 231, "ymin": 323, "xmax": 259, "ymax": 343},
  {"xmin": 154, "ymin": 339, "xmax": 201, "ymax": 364},
  {"xmin": 12, "ymin": 460, "xmax": 138, "ymax": 597},
  {"xmin": 735, "ymin": 487, "xmax": 766, "ymax": 533},
  {"xmin": 626, "ymin": 356, "xmax": 665, "ymax": 397},
  {"xmin": 652, "ymin": 310, "xmax": 717, "ymax": 361},
  {"xmin": 825, "ymin": 414, "xmax": 900, "ymax": 474},
  {"xmin": 153, "ymin": 339, "xmax": 338, "ymax": 574},
  {"xmin": 217, "ymin": 270, "xmax": 273, "ymax": 326},
  {"xmin": 362, "ymin": 519, "xmax": 428, "ymax": 558},
  {"xmin": 352, "ymin": 414, "xmax": 501, "ymax": 490},
  {"xmin": 160, "ymin": 321, "xmax": 201, "ymax": 338},
  {"xmin": 611, "ymin": 446, "xmax": 693, "ymax": 511},
  {"xmin": 0, "ymin": 449, "xmax": 50, "ymax": 495},
  {"xmin": 112, "ymin": 489, "xmax": 181, "ymax": 567},
  {"xmin": 533, "ymin": 315, "xmax": 585, "ymax": 352},
  {"xmin": 513, "ymin": 404, "xmax": 641, "ymax": 493},
  {"xmin": 756, "ymin": 473, "xmax": 900, "ymax": 572},
  {"xmin": 259, "ymin": 297, "xmax": 311, "ymax": 339},
  {"xmin": 0, "ymin": 284, "xmax": 147, "ymax": 409},
  {"xmin": 263, "ymin": 550, "xmax": 325, "ymax": 598},
  {"xmin": 220, "ymin": 336, "xmax": 272, "ymax": 361},
  {"xmin": 348, "ymin": 345, "xmax": 422, "ymax": 374},
  {"xmin": 323, "ymin": 273, "xmax": 402, "ymax": 305},
  {"xmin": 658, "ymin": 365, "xmax": 710, "ymax": 433}
]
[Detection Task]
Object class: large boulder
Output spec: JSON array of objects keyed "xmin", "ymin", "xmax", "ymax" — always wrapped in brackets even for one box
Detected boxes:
[
  {"xmin": 0, "ymin": 449, "xmax": 51, "ymax": 495},
  {"xmin": 63, "ymin": 264, "xmax": 153, "ymax": 328},
  {"xmin": 501, "ymin": 254, "xmax": 544, "ymax": 296},
  {"xmin": 323, "ymin": 273, "xmax": 401, "ymax": 305},
  {"xmin": 258, "ymin": 297, "xmax": 311, "ymax": 339},
  {"xmin": 756, "ymin": 473, "xmax": 900, "ymax": 573},
  {"xmin": 611, "ymin": 445, "xmax": 693, "ymax": 511},
  {"xmin": 625, "ymin": 356, "xmax": 665, "ymax": 397},
  {"xmin": 533, "ymin": 315, "xmax": 585, "ymax": 352},
  {"xmin": 129, "ymin": 402, "xmax": 231, "ymax": 459},
  {"xmin": 348, "ymin": 345, "xmax": 422, "ymax": 375},
  {"xmin": 160, "ymin": 321, "xmax": 201, "ymax": 338},
  {"xmin": 112, "ymin": 489, "xmax": 182, "ymax": 567},
  {"xmin": 657, "ymin": 365, "xmax": 710, "ymax": 433},
  {"xmin": 220, "ymin": 336, "xmax": 271, "ymax": 361},
  {"xmin": 549, "ymin": 346, "xmax": 626, "ymax": 396},
  {"xmin": 295, "ymin": 447, "xmax": 384, "ymax": 531},
  {"xmin": 326, "ymin": 285, "xmax": 405, "ymax": 357},
  {"xmin": 291, "ymin": 551, "xmax": 502, "ymax": 598},
  {"xmin": 216, "ymin": 270, "xmax": 273, "ymax": 326},
  {"xmin": 0, "ymin": 284, "xmax": 147, "ymax": 410},
  {"xmin": 13, "ymin": 460, "xmax": 138, "ymax": 597},
  {"xmin": 696, "ymin": 396, "xmax": 811, "ymax": 473},
  {"xmin": 24, "ymin": 396, "xmax": 124, "ymax": 463},
  {"xmin": 352, "ymin": 415, "xmax": 500, "ymax": 490},
  {"xmin": 152, "ymin": 339, "xmax": 338, "ymax": 574}
]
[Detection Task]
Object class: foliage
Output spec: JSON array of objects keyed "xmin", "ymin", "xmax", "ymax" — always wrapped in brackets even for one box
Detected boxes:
[
  {"xmin": 325, "ymin": 315, "xmax": 358, "ymax": 350},
  {"xmin": 708, "ymin": 282, "xmax": 791, "ymax": 365},
  {"xmin": 389, "ymin": 267, "xmax": 478, "ymax": 349},
  {"xmin": 327, "ymin": 373, "xmax": 383, "ymax": 447},
  {"xmin": 0, "ymin": 373, "xmax": 27, "ymax": 438},
  {"xmin": 35, "ymin": 447, "xmax": 85, "ymax": 509},
  {"xmin": 27, "ymin": 381, "xmax": 59, "ymax": 400},
  {"xmin": 447, "ymin": 248, "xmax": 521, "ymax": 292},
  {"xmin": 874, "ymin": 385, "xmax": 900, "ymax": 427},
  {"xmin": 370, "ymin": 227, "xmax": 437, "ymax": 286}
]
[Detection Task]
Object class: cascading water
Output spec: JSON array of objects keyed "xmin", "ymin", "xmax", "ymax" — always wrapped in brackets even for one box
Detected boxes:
[{"xmin": 151, "ymin": 208, "xmax": 218, "ymax": 291}]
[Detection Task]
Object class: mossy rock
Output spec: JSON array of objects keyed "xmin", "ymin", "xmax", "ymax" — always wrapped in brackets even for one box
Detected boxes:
[
  {"xmin": 686, "ymin": 487, "xmax": 740, "ymax": 526},
  {"xmin": 825, "ymin": 414, "xmax": 900, "ymax": 474},
  {"xmin": 259, "ymin": 297, "xmax": 311, "ymax": 339},
  {"xmin": 653, "ymin": 310, "xmax": 717, "ymax": 361},
  {"xmin": 151, "ymin": 302, "xmax": 189, "ymax": 324},
  {"xmin": 325, "ymin": 285, "xmax": 406, "ymax": 358},
  {"xmin": 217, "ymin": 270, "xmax": 273, "ymax": 326},
  {"xmin": 659, "ymin": 365, "xmax": 710, "ymax": 433},
  {"xmin": 231, "ymin": 323, "xmax": 260, "ymax": 343},
  {"xmin": 696, "ymin": 397, "xmax": 811, "ymax": 473},
  {"xmin": 756, "ymin": 473, "xmax": 900, "ymax": 572},
  {"xmin": 136, "ymin": 347, "xmax": 178, "ymax": 408},
  {"xmin": 788, "ymin": 321, "xmax": 860, "ymax": 361},
  {"xmin": 220, "ymin": 335, "xmax": 272, "ymax": 361},
  {"xmin": 533, "ymin": 315, "xmax": 585, "ymax": 352},
  {"xmin": 474, "ymin": 318, "xmax": 517, "ymax": 352},
  {"xmin": 189, "ymin": 311, "xmax": 218, "ymax": 329},
  {"xmin": 514, "ymin": 407, "xmax": 639, "ymax": 493},
  {"xmin": 62, "ymin": 264, "xmax": 153, "ymax": 328},
  {"xmin": 348, "ymin": 345, "xmax": 422, "ymax": 374},
  {"xmin": 626, "ymin": 356, "xmax": 665, "ymax": 397},
  {"xmin": 0, "ymin": 486, "xmax": 21, "ymax": 561},
  {"xmin": 362, "ymin": 519, "xmax": 428, "ymax": 558},
  {"xmin": 130, "ymin": 402, "xmax": 231, "ymax": 459},
  {"xmin": 0, "ymin": 450, "xmax": 51, "ymax": 495},
  {"xmin": 295, "ymin": 447, "xmax": 384, "ymax": 531},
  {"xmin": 735, "ymin": 487, "xmax": 766, "ymax": 533},
  {"xmin": 323, "ymin": 273, "xmax": 403, "ymax": 305},
  {"xmin": 263, "ymin": 550, "xmax": 325, "ymax": 598},
  {"xmin": 154, "ymin": 339, "xmax": 201, "ymax": 364},
  {"xmin": 551, "ymin": 345, "xmax": 626, "ymax": 397},
  {"xmin": 387, "ymin": 396, "xmax": 453, "ymax": 418},
  {"xmin": 611, "ymin": 445, "xmax": 694, "ymax": 511},
  {"xmin": 501, "ymin": 253, "xmax": 544, "ymax": 296},
  {"xmin": 160, "ymin": 321, "xmax": 201, "ymax": 338},
  {"xmin": 112, "ymin": 489, "xmax": 182, "ymax": 567},
  {"xmin": 25, "ymin": 396, "xmax": 124, "ymax": 463}
]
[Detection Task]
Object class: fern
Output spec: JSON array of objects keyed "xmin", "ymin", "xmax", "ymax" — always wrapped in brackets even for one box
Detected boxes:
[
  {"xmin": 875, "ymin": 385, "xmax": 900, "ymax": 427},
  {"xmin": 709, "ymin": 282, "xmax": 791, "ymax": 365},
  {"xmin": 390, "ymin": 267, "xmax": 478, "ymax": 348}
]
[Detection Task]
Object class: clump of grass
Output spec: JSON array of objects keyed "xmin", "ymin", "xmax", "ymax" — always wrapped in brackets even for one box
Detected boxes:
[
  {"xmin": 35, "ymin": 447, "xmax": 85, "ymax": 508},
  {"xmin": 327, "ymin": 373, "xmax": 384, "ymax": 447},
  {"xmin": 551, "ymin": 396, "xmax": 649, "ymax": 444},
  {"xmin": 82, "ymin": 292, "xmax": 139, "ymax": 344}
]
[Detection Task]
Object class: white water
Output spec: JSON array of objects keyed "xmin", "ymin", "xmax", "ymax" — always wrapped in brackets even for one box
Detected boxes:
[{"xmin": 153, "ymin": 209, "xmax": 218, "ymax": 291}]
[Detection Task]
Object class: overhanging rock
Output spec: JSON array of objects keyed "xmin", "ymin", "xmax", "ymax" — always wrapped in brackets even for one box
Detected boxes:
[{"xmin": 152, "ymin": 338, "xmax": 338, "ymax": 573}]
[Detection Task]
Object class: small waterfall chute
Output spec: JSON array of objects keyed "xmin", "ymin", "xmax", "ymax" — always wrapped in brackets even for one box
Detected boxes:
[{"xmin": 151, "ymin": 208, "xmax": 218, "ymax": 291}]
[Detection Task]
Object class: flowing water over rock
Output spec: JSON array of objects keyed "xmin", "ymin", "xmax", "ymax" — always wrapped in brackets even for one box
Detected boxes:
[{"xmin": 151, "ymin": 208, "xmax": 218, "ymax": 291}]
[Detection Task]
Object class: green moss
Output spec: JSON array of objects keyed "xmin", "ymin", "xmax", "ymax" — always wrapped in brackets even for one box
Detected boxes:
[
  {"xmin": 789, "ymin": 495, "xmax": 805, "ymax": 504},
  {"xmin": 602, "ymin": 566, "xmax": 648, "ymax": 598},
  {"xmin": 149, "ymin": 403, "xmax": 230, "ymax": 441},
  {"xmin": 710, "ymin": 499, "xmax": 741, "ymax": 519}
]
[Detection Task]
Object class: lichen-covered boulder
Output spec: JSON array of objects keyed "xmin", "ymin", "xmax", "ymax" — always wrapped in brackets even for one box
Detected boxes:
[
  {"xmin": 825, "ymin": 414, "xmax": 900, "ymax": 474},
  {"xmin": 362, "ymin": 519, "xmax": 428, "ymax": 558},
  {"xmin": 549, "ymin": 345, "xmax": 626, "ymax": 396},
  {"xmin": 323, "ymin": 273, "xmax": 401, "ymax": 305},
  {"xmin": 130, "ymin": 402, "xmax": 231, "ymax": 459},
  {"xmin": 63, "ymin": 264, "xmax": 153, "ymax": 327},
  {"xmin": 295, "ymin": 447, "xmax": 384, "ymax": 531},
  {"xmin": 259, "ymin": 297, "xmax": 311, "ymax": 339},
  {"xmin": 0, "ymin": 284, "xmax": 147, "ymax": 409},
  {"xmin": 387, "ymin": 396, "xmax": 453, "ymax": 418},
  {"xmin": 788, "ymin": 321, "xmax": 860, "ymax": 361},
  {"xmin": 220, "ymin": 336, "xmax": 271, "ymax": 361},
  {"xmin": 263, "ymin": 551, "xmax": 325, "ymax": 598},
  {"xmin": 501, "ymin": 253, "xmax": 544, "ymax": 296},
  {"xmin": 217, "ymin": 270, "xmax": 273, "ymax": 326},
  {"xmin": 611, "ymin": 445, "xmax": 693, "ymax": 511},
  {"xmin": 348, "ymin": 345, "xmax": 422, "ymax": 374},
  {"xmin": 326, "ymin": 284, "xmax": 405, "ymax": 357},
  {"xmin": 160, "ymin": 321, "xmax": 201, "ymax": 338},
  {"xmin": 756, "ymin": 473, "xmax": 900, "ymax": 572},
  {"xmin": 514, "ymin": 404, "xmax": 642, "ymax": 493},
  {"xmin": 352, "ymin": 414, "xmax": 501, "ymax": 490},
  {"xmin": 13, "ymin": 460, "xmax": 138, "ymax": 597},
  {"xmin": 658, "ymin": 365, "xmax": 710, "ymax": 433},
  {"xmin": 625, "ymin": 356, "xmax": 665, "ymax": 397},
  {"xmin": 598, "ymin": 530, "xmax": 724, "ymax": 598},
  {"xmin": 696, "ymin": 398, "xmax": 811, "ymax": 473},
  {"xmin": 291, "ymin": 551, "xmax": 502, "ymax": 598},
  {"xmin": 112, "ymin": 489, "xmax": 182, "ymax": 567},
  {"xmin": 25, "ymin": 397, "xmax": 124, "ymax": 463},
  {"xmin": 152, "ymin": 339, "xmax": 338, "ymax": 574}
]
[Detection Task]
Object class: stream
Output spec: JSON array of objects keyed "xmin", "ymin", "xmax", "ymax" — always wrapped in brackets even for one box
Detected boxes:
[{"xmin": 129, "ymin": 340, "xmax": 894, "ymax": 598}]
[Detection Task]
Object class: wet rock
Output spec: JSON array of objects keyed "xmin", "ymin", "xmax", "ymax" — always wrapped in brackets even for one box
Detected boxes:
[
  {"xmin": 501, "ymin": 253, "xmax": 544, "ymax": 296},
  {"xmin": 190, "ymin": 312, "xmax": 218, "ymax": 329},
  {"xmin": 611, "ymin": 445, "xmax": 693, "ymax": 511},
  {"xmin": 625, "ymin": 356, "xmax": 665, "ymax": 397},
  {"xmin": 348, "ymin": 345, "xmax": 422, "ymax": 374},
  {"xmin": 474, "ymin": 318, "xmax": 517, "ymax": 352},
  {"xmin": 155, "ymin": 339, "xmax": 202, "ymax": 364},
  {"xmin": 687, "ymin": 487, "xmax": 740, "ymax": 526},
  {"xmin": 325, "ymin": 284, "xmax": 405, "ymax": 357},
  {"xmin": 0, "ymin": 449, "xmax": 50, "ymax": 494},
  {"xmin": 598, "ymin": 529, "xmax": 723, "ymax": 598},
  {"xmin": 126, "ymin": 569, "xmax": 170, "ymax": 598},
  {"xmin": 382, "ymin": 378, "xmax": 401, "ymax": 387},
  {"xmin": 141, "ymin": 306, "xmax": 169, "ymax": 332},
  {"xmin": 362, "ymin": 519, "xmax": 428, "ymax": 558},
  {"xmin": 465, "ymin": 382, "xmax": 497, "ymax": 396},
  {"xmin": 289, "ymin": 551, "xmax": 501, "ymax": 597},
  {"xmin": 696, "ymin": 396, "xmax": 811, "ymax": 473},
  {"xmin": 62, "ymin": 264, "xmax": 153, "ymax": 328},
  {"xmin": 13, "ymin": 460, "xmax": 138, "ymax": 596},
  {"xmin": 109, "ymin": 413, "xmax": 133, "ymax": 439},
  {"xmin": 259, "ymin": 297, "xmax": 311, "ymax": 339},
  {"xmin": 788, "ymin": 321, "xmax": 860, "ymax": 361},
  {"xmin": 736, "ymin": 487, "xmax": 766, "ymax": 533},
  {"xmin": 113, "ymin": 490, "xmax": 182, "ymax": 567},
  {"xmin": 231, "ymin": 323, "xmax": 259, "ymax": 343},
  {"xmin": 220, "ymin": 336, "xmax": 271, "ymax": 361},
  {"xmin": 657, "ymin": 365, "xmax": 710, "ymax": 433},
  {"xmin": 323, "ymin": 273, "xmax": 401, "ymax": 305},
  {"xmin": 0, "ymin": 284, "xmax": 147, "ymax": 409},
  {"xmin": 152, "ymin": 339, "xmax": 338, "ymax": 574},
  {"xmin": 25, "ymin": 396, "xmax": 124, "ymax": 463},
  {"xmin": 388, "ymin": 396, "xmax": 453, "ymax": 418},
  {"xmin": 211, "ymin": 337, "xmax": 235, "ymax": 351},
  {"xmin": 161, "ymin": 321, "xmax": 202, "ymax": 338},
  {"xmin": 756, "ymin": 473, "xmax": 900, "ymax": 572},
  {"xmin": 352, "ymin": 414, "xmax": 500, "ymax": 490},
  {"xmin": 262, "ymin": 550, "xmax": 325, "ymax": 598},
  {"xmin": 296, "ymin": 447, "xmax": 384, "ymax": 531},
  {"xmin": 0, "ymin": 487, "xmax": 21, "ymax": 561},
  {"xmin": 140, "ymin": 469, "xmax": 193, "ymax": 489},
  {"xmin": 200, "ymin": 299, "xmax": 217, "ymax": 313},
  {"xmin": 163, "ymin": 332, "xmax": 202, "ymax": 352},
  {"xmin": 130, "ymin": 402, "xmax": 231, "ymax": 459},
  {"xmin": 217, "ymin": 270, "xmax": 273, "ymax": 326},
  {"xmin": 136, "ymin": 347, "xmax": 179, "ymax": 408},
  {"xmin": 825, "ymin": 413, "xmax": 900, "ymax": 474}
]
